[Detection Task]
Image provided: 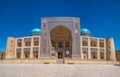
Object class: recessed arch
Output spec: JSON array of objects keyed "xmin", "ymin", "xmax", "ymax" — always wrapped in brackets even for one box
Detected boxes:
[{"xmin": 50, "ymin": 25, "xmax": 72, "ymax": 59}]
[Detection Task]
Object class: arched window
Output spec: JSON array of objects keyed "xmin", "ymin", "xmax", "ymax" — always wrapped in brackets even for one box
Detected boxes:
[
  {"xmin": 33, "ymin": 47, "xmax": 39, "ymax": 58},
  {"xmin": 82, "ymin": 40, "xmax": 88, "ymax": 46},
  {"xmin": 24, "ymin": 48, "xmax": 30, "ymax": 58},
  {"xmin": 91, "ymin": 40, "xmax": 97, "ymax": 47},
  {"xmin": 100, "ymin": 42, "xmax": 104, "ymax": 47},
  {"xmin": 24, "ymin": 38, "xmax": 31, "ymax": 46},
  {"xmin": 34, "ymin": 38, "xmax": 39, "ymax": 46},
  {"xmin": 17, "ymin": 39, "xmax": 22, "ymax": 47}
]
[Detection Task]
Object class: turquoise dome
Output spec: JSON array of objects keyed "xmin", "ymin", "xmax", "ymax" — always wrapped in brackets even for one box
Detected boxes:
[
  {"xmin": 80, "ymin": 28, "xmax": 91, "ymax": 36},
  {"xmin": 31, "ymin": 28, "xmax": 41, "ymax": 36}
]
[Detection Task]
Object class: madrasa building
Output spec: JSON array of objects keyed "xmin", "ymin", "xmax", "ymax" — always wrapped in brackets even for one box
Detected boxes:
[{"xmin": 5, "ymin": 17, "xmax": 116, "ymax": 64}]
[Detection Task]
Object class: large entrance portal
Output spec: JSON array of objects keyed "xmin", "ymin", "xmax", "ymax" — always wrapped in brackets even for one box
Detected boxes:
[
  {"xmin": 50, "ymin": 25, "xmax": 72, "ymax": 60},
  {"xmin": 41, "ymin": 17, "xmax": 80, "ymax": 58}
]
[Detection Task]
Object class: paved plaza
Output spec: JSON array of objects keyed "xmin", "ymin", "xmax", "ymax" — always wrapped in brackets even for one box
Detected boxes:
[{"xmin": 0, "ymin": 64, "xmax": 120, "ymax": 77}]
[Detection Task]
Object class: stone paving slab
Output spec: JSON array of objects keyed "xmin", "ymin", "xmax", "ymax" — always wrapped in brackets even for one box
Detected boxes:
[{"xmin": 0, "ymin": 64, "xmax": 120, "ymax": 77}]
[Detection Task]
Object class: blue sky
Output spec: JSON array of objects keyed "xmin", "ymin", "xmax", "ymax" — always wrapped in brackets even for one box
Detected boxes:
[{"xmin": 0, "ymin": 0, "xmax": 120, "ymax": 51}]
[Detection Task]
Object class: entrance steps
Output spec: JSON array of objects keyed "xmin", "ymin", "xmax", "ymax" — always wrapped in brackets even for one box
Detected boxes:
[
  {"xmin": 56, "ymin": 59, "xmax": 64, "ymax": 64},
  {"xmin": 0, "ymin": 59, "xmax": 120, "ymax": 64}
]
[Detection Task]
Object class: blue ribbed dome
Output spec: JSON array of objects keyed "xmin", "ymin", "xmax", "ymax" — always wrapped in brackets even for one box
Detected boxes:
[
  {"xmin": 31, "ymin": 28, "xmax": 41, "ymax": 36},
  {"xmin": 80, "ymin": 28, "xmax": 91, "ymax": 36}
]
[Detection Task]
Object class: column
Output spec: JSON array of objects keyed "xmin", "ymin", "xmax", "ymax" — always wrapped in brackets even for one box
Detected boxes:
[
  {"xmin": 97, "ymin": 38, "xmax": 100, "ymax": 60},
  {"xmin": 21, "ymin": 38, "xmax": 24, "ymax": 59},
  {"xmin": 30, "ymin": 48, "xmax": 33, "ymax": 59},
  {"xmin": 63, "ymin": 41, "xmax": 66, "ymax": 58},
  {"xmin": 56, "ymin": 41, "xmax": 58, "ymax": 59},
  {"xmin": 88, "ymin": 37, "xmax": 91, "ymax": 59},
  {"xmin": 104, "ymin": 39, "xmax": 106, "ymax": 60},
  {"xmin": 80, "ymin": 37, "xmax": 83, "ymax": 59},
  {"xmin": 14, "ymin": 39, "xmax": 17, "ymax": 59},
  {"xmin": 38, "ymin": 47, "xmax": 40, "ymax": 58},
  {"xmin": 69, "ymin": 41, "xmax": 72, "ymax": 58},
  {"xmin": 30, "ymin": 38, "xmax": 33, "ymax": 59},
  {"xmin": 38, "ymin": 37, "xmax": 41, "ymax": 58},
  {"xmin": 49, "ymin": 37, "xmax": 53, "ymax": 58}
]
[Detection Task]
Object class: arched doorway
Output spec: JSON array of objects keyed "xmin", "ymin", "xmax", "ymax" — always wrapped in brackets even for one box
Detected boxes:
[{"xmin": 50, "ymin": 25, "xmax": 72, "ymax": 59}]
